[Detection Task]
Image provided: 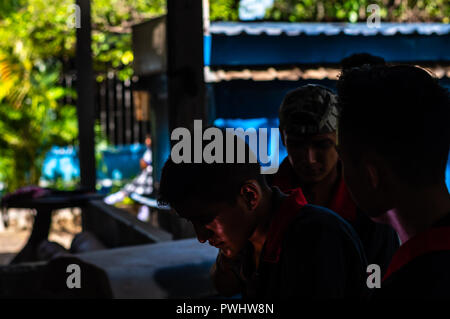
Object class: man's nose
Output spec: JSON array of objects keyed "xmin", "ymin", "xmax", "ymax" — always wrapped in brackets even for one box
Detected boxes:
[
  {"xmin": 306, "ymin": 147, "xmax": 317, "ymax": 164},
  {"xmin": 193, "ymin": 223, "xmax": 211, "ymax": 244}
]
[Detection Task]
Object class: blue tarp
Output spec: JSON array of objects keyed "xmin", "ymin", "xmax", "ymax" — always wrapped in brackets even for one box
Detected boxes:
[
  {"xmin": 205, "ymin": 22, "xmax": 450, "ymax": 66},
  {"xmin": 41, "ymin": 144, "xmax": 147, "ymax": 183},
  {"xmin": 209, "ymin": 22, "xmax": 450, "ymax": 37},
  {"xmin": 101, "ymin": 144, "xmax": 147, "ymax": 180},
  {"xmin": 41, "ymin": 146, "xmax": 80, "ymax": 183}
]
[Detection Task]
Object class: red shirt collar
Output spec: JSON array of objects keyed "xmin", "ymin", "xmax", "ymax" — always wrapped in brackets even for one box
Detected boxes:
[
  {"xmin": 383, "ymin": 225, "xmax": 450, "ymax": 281},
  {"xmin": 328, "ymin": 176, "xmax": 358, "ymax": 222},
  {"xmin": 272, "ymin": 158, "xmax": 357, "ymax": 222},
  {"xmin": 262, "ymin": 187, "xmax": 308, "ymax": 263}
]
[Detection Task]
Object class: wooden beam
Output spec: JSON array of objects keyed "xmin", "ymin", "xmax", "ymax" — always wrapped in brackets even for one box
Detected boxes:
[
  {"xmin": 167, "ymin": 0, "xmax": 206, "ymax": 133},
  {"xmin": 75, "ymin": 0, "xmax": 96, "ymax": 191}
]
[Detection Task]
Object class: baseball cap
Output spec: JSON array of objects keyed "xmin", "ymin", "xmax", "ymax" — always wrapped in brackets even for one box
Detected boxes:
[{"xmin": 279, "ymin": 84, "xmax": 338, "ymax": 136}]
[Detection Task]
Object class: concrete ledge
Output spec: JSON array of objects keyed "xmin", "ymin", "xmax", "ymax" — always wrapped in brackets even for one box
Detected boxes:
[
  {"xmin": 77, "ymin": 238, "xmax": 219, "ymax": 298},
  {"xmin": 83, "ymin": 200, "xmax": 172, "ymax": 248}
]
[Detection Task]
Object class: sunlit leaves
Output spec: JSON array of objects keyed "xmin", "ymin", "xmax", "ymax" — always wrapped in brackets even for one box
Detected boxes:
[
  {"xmin": 210, "ymin": 0, "xmax": 240, "ymax": 21},
  {"xmin": 264, "ymin": 0, "xmax": 448, "ymax": 22}
]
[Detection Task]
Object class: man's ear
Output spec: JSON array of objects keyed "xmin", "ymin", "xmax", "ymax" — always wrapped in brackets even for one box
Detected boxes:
[{"xmin": 240, "ymin": 181, "xmax": 261, "ymax": 211}]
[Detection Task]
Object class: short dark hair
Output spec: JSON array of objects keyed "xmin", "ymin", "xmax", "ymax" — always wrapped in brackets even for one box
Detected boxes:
[
  {"xmin": 158, "ymin": 128, "xmax": 266, "ymax": 207},
  {"xmin": 340, "ymin": 53, "xmax": 386, "ymax": 70},
  {"xmin": 337, "ymin": 65, "xmax": 449, "ymax": 186}
]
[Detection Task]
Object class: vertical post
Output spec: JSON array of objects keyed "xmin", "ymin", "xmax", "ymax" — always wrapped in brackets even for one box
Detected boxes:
[
  {"xmin": 165, "ymin": 0, "xmax": 205, "ymax": 237},
  {"xmin": 121, "ymin": 81, "xmax": 127, "ymax": 144},
  {"xmin": 104, "ymin": 77, "xmax": 111, "ymax": 142},
  {"xmin": 113, "ymin": 75, "xmax": 119, "ymax": 145},
  {"xmin": 167, "ymin": 0, "xmax": 206, "ymax": 134},
  {"xmin": 75, "ymin": 0, "xmax": 96, "ymax": 191},
  {"xmin": 150, "ymin": 75, "xmax": 170, "ymax": 184},
  {"xmin": 138, "ymin": 115, "xmax": 144, "ymax": 143},
  {"xmin": 130, "ymin": 85, "xmax": 137, "ymax": 143},
  {"xmin": 128, "ymin": 82, "xmax": 136, "ymax": 143}
]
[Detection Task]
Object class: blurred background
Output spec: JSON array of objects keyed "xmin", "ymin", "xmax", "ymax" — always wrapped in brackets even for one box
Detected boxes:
[
  {"xmin": 0, "ymin": 0, "xmax": 448, "ymax": 297},
  {"xmin": 0, "ymin": 0, "xmax": 448, "ymax": 195}
]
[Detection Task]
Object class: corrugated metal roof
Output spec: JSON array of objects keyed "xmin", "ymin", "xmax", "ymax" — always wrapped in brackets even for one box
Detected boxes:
[
  {"xmin": 210, "ymin": 22, "xmax": 450, "ymax": 36},
  {"xmin": 205, "ymin": 65, "xmax": 450, "ymax": 82}
]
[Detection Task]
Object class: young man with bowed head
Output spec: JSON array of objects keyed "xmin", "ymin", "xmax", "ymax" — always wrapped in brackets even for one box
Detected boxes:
[{"xmin": 158, "ymin": 129, "xmax": 367, "ymax": 299}]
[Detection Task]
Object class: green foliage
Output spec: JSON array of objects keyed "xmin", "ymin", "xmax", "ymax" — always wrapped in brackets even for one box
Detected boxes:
[
  {"xmin": 265, "ymin": 0, "xmax": 449, "ymax": 23},
  {"xmin": 0, "ymin": 6, "xmax": 77, "ymax": 190},
  {"xmin": 210, "ymin": 0, "xmax": 240, "ymax": 21},
  {"xmin": 0, "ymin": 0, "xmax": 165, "ymax": 192},
  {"xmin": 91, "ymin": 0, "xmax": 166, "ymax": 80},
  {"xmin": 0, "ymin": 0, "xmax": 26, "ymax": 19},
  {"xmin": 207, "ymin": 0, "xmax": 449, "ymax": 22}
]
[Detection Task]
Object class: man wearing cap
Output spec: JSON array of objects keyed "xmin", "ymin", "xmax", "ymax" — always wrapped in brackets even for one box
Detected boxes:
[{"xmin": 268, "ymin": 84, "xmax": 399, "ymax": 276}]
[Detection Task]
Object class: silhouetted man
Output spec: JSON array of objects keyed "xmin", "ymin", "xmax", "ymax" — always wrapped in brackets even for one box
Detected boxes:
[{"xmin": 337, "ymin": 65, "xmax": 450, "ymax": 298}]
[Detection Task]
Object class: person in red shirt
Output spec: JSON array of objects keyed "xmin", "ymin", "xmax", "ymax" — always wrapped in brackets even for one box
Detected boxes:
[
  {"xmin": 158, "ymin": 129, "xmax": 367, "ymax": 298},
  {"xmin": 337, "ymin": 65, "xmax": 450, "ymax": 298},
  {"xmin": 268, "ymin": 84, "xmax": 399, "ymax": 276}
]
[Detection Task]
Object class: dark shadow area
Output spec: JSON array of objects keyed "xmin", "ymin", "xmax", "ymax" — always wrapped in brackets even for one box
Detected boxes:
[
  {"xmin": 0, "ymin": 256, "xmax": 113, "ymax": 298},
  {"xmin": 0, "ymin": 253, "xmax": 16, "ymax": 265},
  {"xmin": 154, "ymin": 261, "xmax": 217, "ymax": 298}
]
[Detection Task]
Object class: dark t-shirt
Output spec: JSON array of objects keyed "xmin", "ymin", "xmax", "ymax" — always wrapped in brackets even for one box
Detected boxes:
[
  {"xmin": 269, "ymin": 158, "xmax": 399, "ymax": 276},
  {"xmin": 373, "ymin": 212, "xmax": 450, "ymax": 299},
  {"xmin": 227, "ymin": 187, "xmax": 367, "ymax": 299}
]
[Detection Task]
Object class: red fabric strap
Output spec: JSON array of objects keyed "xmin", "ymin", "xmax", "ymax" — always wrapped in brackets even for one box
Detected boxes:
[
  {"xmin": 383, "ymin": 226, "xmax": 450, "ymax": 281},
  {"xmin": 328, "ymin": 177, "xmax": 357, "ymax": 222}
]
